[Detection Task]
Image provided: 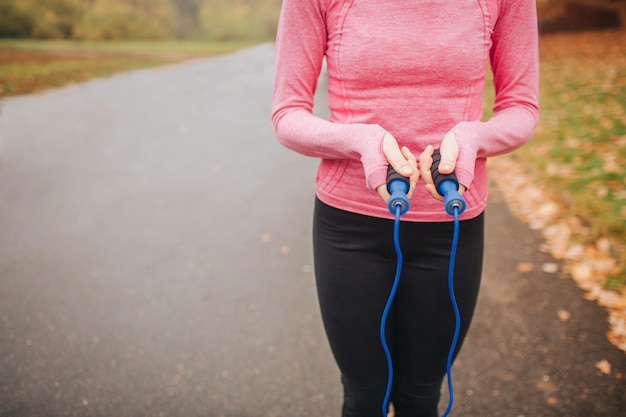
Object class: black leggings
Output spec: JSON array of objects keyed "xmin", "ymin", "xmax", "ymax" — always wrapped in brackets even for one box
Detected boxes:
[{"xmin": 312, "ymin": 198, "xmax": 484, "ymax": 417}]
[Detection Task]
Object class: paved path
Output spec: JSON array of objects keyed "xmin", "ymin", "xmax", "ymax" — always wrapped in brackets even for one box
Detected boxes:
[{"xmin": 0, "ymin": 44, "xmax": 624, "ymax": 417}]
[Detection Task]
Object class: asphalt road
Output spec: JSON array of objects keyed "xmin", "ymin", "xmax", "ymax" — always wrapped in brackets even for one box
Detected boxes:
[{"xmin": 0, "ymin": 44, "xmax": 624, "ymax": 417}]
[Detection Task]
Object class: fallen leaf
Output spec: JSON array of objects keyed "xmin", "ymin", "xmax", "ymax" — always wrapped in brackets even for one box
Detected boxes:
[
  {"xmin": 564, "ymin": 244, "xmax": 585, "ymax": 260},
  {"xmin": 596, "ymin": 238, "xmax": 612, "ymax": 254},
  {"xmin": 536, "ymin": 201, "xmax": 560, "ymax": 220},
  {"xmin": 597, "ymin": 291, "xmax": 626, "ymax": 309},
  {"xmin": 517, "ymin": 262, "xmax": 535, "ymax": 273},
  {"xmin": 571, "ymin": 263, "xmax": 593, "ymax": 283},
  {"xmin": 558, "ymin": 309, "xmax": 571, "ymax": 322},
  {"xmin": 595, "ymin": 360, "xmax": 611, "ymax": 375},
  {"xmin": 542, "ymin": 263, "xmax": 560, "ymax": 274},
  {"xmin": 596, "ymin": 185, "xmax": 609, "ymax": 199}
]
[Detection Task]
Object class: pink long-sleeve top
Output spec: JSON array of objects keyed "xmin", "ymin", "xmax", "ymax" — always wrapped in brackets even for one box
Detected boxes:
[{"xmin": 272, "ymin": 0, "xmax": 539, "ymax": 222}]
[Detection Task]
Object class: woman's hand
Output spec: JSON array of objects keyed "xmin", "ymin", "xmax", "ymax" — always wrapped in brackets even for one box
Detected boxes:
[
  {"xmin": 376, "ymin": 133, "xmax": 419, "ymax": 204},
  {"xmin": 419, "ymin": 130, "xmax": 466, "ymax": 201}
]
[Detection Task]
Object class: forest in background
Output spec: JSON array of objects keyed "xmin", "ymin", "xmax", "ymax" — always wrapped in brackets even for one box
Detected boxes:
[
  {"xmin": 0, "ymin": 0, "xmax": 282, "ymax": 41},
  {"xmin": 2, "ymin": 0, "xmax": 624, "ymax": 41}
]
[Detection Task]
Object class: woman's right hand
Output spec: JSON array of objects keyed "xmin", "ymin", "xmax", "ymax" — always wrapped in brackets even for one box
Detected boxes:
[{"xmin": 376, "ymin": 133, "xmax": 418, "ymax": 204}]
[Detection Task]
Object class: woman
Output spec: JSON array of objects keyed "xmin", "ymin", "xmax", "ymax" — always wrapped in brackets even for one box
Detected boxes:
[{"xmin": 271, "ymin": 1, "xmax": 539, "ymax": 416}]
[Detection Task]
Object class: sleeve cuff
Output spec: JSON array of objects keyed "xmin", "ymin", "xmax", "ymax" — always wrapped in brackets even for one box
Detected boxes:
[
  {"xmin": 358, "ymin": 127, "xmax": 388, "ymax": 190},
  {"xmin": 366, "ymin": 165, "xmax": 388, "ymax": 191},
  {"xmin": 453, "ymin": 122, "xmax": 480, "ymax": 189}
]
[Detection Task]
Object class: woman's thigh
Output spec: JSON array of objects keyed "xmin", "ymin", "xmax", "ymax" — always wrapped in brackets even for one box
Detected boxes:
[{"xmin": 313, "ymin": 198, "xmax": 396, "ymax": 392}]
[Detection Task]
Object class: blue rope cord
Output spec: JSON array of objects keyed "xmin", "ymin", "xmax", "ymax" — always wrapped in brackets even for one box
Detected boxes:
[
  {"xmin": 442, "ymin": 206, "xmax": 461, "ymax": 417},
  {"xmin": 380, "ymin": 205, "xmax": 462, "ymax": 417},
  {"xmin": 380, "ymin": 205, "xmax": 403, "ymax": 417}
]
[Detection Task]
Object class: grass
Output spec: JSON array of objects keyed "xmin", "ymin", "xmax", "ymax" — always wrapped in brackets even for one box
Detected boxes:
[
  {"xmin": 515, "ymin": 30, "xmax": 626, "ymax": 290},
  {"xmin": 0, "ymin": 39, "xmax": 261, "ymax": 55},
  {"xmin": 0, "ymin": 39, "xmax": 262, "ymax": 96}
]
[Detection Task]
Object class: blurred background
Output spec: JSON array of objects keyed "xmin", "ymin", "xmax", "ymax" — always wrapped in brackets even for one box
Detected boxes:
[
  {"xmin": 0, "ymin": 0, "xmax": 282, "ymax": 41},
  {"xmin": 0, "ymin": 0, "xmax": 624, "ymax": 340},
  {"xmin": 0, "ymin": 1, "xmax": 624, "ymax": 416},
  {"xmin": 0, "ymin": 0, "xmax": 622, "ymax": 343},
  {"xmin": 0, "ymin": 0, "xmax": 625, "ymax": 345},
  {"xmin": 0, "ymin": 0, "xmax": 624, "ymax": 41}
]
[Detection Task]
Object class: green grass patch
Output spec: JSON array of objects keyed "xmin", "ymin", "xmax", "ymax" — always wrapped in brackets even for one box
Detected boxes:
[
  {"xmin": 0, "ymin": 39, "xmax": 261, "ymax": 55},
  {"xmin": 507, "ymin": 30, "xmax": 626, "ymax": 289},
  {"xmin": 0, "ymin": 39, "xmax": 262, "ymax": 96},
  {"xmin": 0, "ymin": 53, "xmax": 167, "ymax": 96}
]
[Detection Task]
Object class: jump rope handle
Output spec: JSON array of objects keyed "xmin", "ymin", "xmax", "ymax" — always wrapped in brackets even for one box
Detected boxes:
[
  {"xmin": 386, "ymin": 165, "xmax": 410, "ymax": 216},
  {"xmin": 430, "ymin": 149, "xmax": 467, "ymax": 216}
]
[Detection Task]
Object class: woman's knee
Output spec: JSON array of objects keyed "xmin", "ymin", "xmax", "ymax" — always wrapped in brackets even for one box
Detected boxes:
[
  {"xmin": 391, "ymin": 381, "xmax": 442, "ymax": 417},
  {"xmin": 341, "ymin": 380, "xmax": 386, "ymax": 417}
]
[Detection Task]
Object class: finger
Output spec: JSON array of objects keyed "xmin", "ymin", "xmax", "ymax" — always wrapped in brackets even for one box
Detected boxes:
[
  {"xmin": 438, "ymin": 130, "xmax": 459, "ymax": 174},
  {"xmin": 376, "ymin": 184, "xmax": 391, "ymax": 204},
  {"xmin": 419, "ymin": 146, "xmax": 444, "ymax": 201},
  {"xmin": 401, "ymin": 146, "xmax": 419, "ymax": 198},
  {"xmin": 419, "ymin": 145, "xmax": 434, "ymax": 185},
  {"xmin": 425, "ymin": 183, "xmax": 443, "ymax": 201},
  {"xmin": 383, "ymin": 134, "xmax": 413, "ymax": 177}
]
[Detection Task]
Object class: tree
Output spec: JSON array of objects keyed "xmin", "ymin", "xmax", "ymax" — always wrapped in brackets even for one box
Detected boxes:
[
  {"xmin": 0, "ymin": 0, "xmax": 85, "ymax": 39},
  {"xmin": 0, "ymin": 0, "xmax": 35, "ymax": 38},
  {"xmin": 74, "ymin": 0, "xmax": 178, "ymax": 40},
  {"xmin": 197, "ymin": 0, "xmax": 280, "ymax": 41},
  {"xmin": 0, "ymin": 0, "xmax": 284, "ymax": 40}
]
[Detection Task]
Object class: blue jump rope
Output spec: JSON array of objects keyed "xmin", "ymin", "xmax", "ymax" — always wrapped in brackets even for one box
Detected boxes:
[{"xmin": 381, "ymin": 149, "xmax": 467, "ymax": 417}]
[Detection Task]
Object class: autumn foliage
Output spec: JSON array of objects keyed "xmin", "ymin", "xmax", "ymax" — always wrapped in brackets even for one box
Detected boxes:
[
  {"xmin": 489, "ymin": 29, "xmax": 626, "ymax": 351},
  {"xmin": 0, "ymin": 0, "xmax": 282, "ymax": 41}
]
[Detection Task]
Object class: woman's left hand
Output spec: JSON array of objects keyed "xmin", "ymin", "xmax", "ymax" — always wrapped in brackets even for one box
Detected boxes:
[{"xmin": 419, "ymin": 130, "xmax": 466, "ymax": 201}]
